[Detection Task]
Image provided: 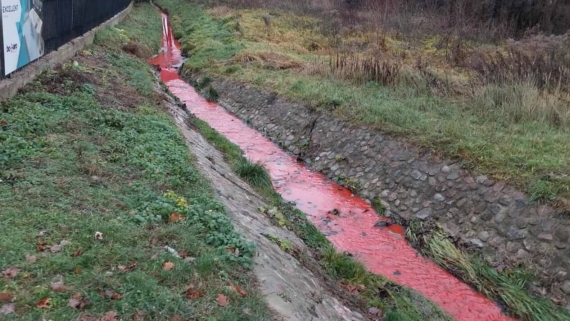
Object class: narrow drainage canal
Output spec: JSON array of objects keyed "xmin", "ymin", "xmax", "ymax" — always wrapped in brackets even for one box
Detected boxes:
[{"xmin": 150, "ymin": 11, "xmax": 515, "ymax": 321}]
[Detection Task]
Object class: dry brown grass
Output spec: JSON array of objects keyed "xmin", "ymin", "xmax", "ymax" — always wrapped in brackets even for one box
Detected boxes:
[
  {"xmin": 330, "ymin": 54, "xmax": 400, "ymax": 86},
  {"xmin": 207, "ymin": 5, "xmax": 235, "ymax": 18},
  {"xmin": 232, "ymin": 50, "xmax": 304, "ymax": 70}
]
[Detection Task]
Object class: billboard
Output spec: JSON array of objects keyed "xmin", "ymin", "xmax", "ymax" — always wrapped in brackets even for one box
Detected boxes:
[{"xmin": 2, "ymin": 0, "xmax": 44, "ymax": 75}]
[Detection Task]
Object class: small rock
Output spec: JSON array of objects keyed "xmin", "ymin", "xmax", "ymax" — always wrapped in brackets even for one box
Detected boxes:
[
  {"xmin": 555, "ymin": 228, "xmax": 569, "ymax": 241},
  {"xmin": 494, "ymin": 211, "xmax": 506, "ymax": 223},
  {"xmin": 433, "ymin": 194, "xmax": 445, "ymax": 202},
  {"xmin": 91, "ymin": 176, "xmax": 101, "ymax": 182},
  {"xmin": 490, "ymin": 236, "xmax": 505, "ymax": 247},
  {"xmin": 475, "ymin": 175, "xmax": 487, "ymax": 184},
  {"xmin": 374, "ymin": 221, "xmax": 391, "ymax": 228},
  {"xmin": 562, "ymin": 281, "xmax": 570, "ymax": 295},
  {"xmin": 456, "ymin": 198, "xmax": 467, "ymax": 208},
  {"xmin": 514, "ymin": 199, "xmax": 526, "ymax": 209},
  {"xmin": 428, "ymin": 177, "xmax": 436, "ymax": 186},
  {"xmin": 498, "ymin": 196, "xmax": 511, "ymax": 206},
  {"xmin": 506, "ymin": 242, "xmax": 522, "ymax": 253},
  {"xmin": 468, "ymin": 239, "xmax": 484, "ymax": 248},
  {"xmin": 556, "ymin": 243, "xmax": 567, "ymax": 249},
  {"xmin": 409, "ymin": 190, "xmax": 418, "ymax": 197},
  {"xmin": 507, "ymin": 227, "xmax": 526, "ymax": 240},
  {"xmin": 540, "ymin": 219, "xmax": 555, "ymax": 232},
  {"xmin": 415, "ymin": 208, "xmax": 433, "ymax": 220},
  {"xmin": 516, "ymin": 249, "xmax": 529, "ymax": 260},
  {"xmin": 441, "ymin": 166, "xmax": 451, "ymax": 173},
  {"xmin": 489, "ymin": 204, "xmax": 503, "ymax": 215},
  {"xmin": 411, "ymin": 170, "xmax": 422, "ymax": 180},
  {"xmin": 478, "ymin": 231, "xmax": 490, "ymax": 242},
  {"xmin": 537, "ymin": 233, "xmax": 553, "ymax": 242},
  {"xmin": 515, "ymin": 217, "xmax": 528, "ymax": 229},
  {"xmin": 446, "ymin": 172, "xmax": 460, "ymax": 180},
  {"xmin": 444, "ymin": 223, "xmax": 461, "ymax": 237},
  {"xmin": 480, "ymin": 210, "xmax": 494, "ymax": 221}
]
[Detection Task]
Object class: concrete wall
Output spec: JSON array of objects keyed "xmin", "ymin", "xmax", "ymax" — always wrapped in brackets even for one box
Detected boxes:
[{"xmin": 0, "ymin": 2, "xmax": 133, "ymax": 102}]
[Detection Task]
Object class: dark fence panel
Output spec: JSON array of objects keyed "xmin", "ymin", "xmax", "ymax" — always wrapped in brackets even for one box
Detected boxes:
[{"xmin": 1, "ymin": 0, "xmax": 132, "ymax": 78}]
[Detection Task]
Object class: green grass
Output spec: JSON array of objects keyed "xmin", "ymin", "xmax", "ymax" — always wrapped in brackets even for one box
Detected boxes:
[
  {"xmin": 407, "ymin": 220, "xmax": 570, "ymax": 321},
  {"xmin": 186, "ymin": 111, "xmax": 452, "ymax": 321},
  {"xmin": 234, "ymin": 160, "xmax": 272, "ymax": 190},
  {"xmin": 155, "ymin": 0, "xmax": 570, "ymax": 202},
  {"xmin": 0, "ymin": 4, "xmax": 272, "ymax": 320}
]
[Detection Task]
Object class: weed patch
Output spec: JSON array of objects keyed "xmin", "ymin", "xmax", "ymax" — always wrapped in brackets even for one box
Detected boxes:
[{"xmin": 406, "ymin": 220, "xmax": 570, "ymax": 321}]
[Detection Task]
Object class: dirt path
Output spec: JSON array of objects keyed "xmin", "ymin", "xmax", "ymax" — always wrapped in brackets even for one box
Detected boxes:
[{"xmin": 164, "ymin": 97, "xmax": 366, "ymax": 321}]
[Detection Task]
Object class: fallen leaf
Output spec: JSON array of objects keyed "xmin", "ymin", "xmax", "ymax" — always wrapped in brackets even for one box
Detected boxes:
[
  {"xmin": 76, "ymin": 314, "xmax": 98, "ymax": 321},
  {"xmin": 35, "ymin": 297, "xmax": 51, "ymax": 309},
  {"xmin": 234, "ymin": 284, "xmax": 247, "ymax": 298},
  {"xmin": 51, "ymin": 281, "xmax": 73, "ymax": 292},
  {"xmin": 0, "ymin": 292, "xmax": 13, "ymax": 302},
  {"xmin": 0, "ymin": 303, "xmax": 15, "ymax": 315},
  {"xmin": 50, "ymin": 244, "xmax": 63, "ymax": 253},
  {"xmin": 163, "ymin": 261, "xmax": 174, "ymax": 271},
  {"xmin": 118, "ymin": 261, "xmax": 137, "ymax": 272},
  {"xmin": 169, "ymin": 212, "xmax": 186, "ymax": 223},
  {"xmin": 74, "ymin": 267, "xmax": 83, "ymax": 275},
  {"xmin": 185, "ymin": 290, "xmax": 205, "ymax": 299},
  {"xmin": 36, "ymin": 238, "xmax": 49, "ymax": 252},
  {"xmin": 101, "ymin": 289, "xmax": 122, "ymax": 300},
  {"xmin": 368, "ymin": 307, "xmax": 382, "ymax": 316},
  {"xmin": 345, "ymin": 284, "xmax": 357, "ymax": 293},
  {"xmin": 71, "ymin": 248, "xmax": 83, "ymax": 257},
  {"xmin": 178, "ymin": 251, "xmax": 188, "ymax": 258},
  {"xmin": 101, "ymin": 311, "xmax": 118, "ymax": 321},
  {"xmin": 132, "ymin": 310, "xmax": 146, "ymax": 321},
  {"xmin": 25, "ymin": 254, "xmax": 37, "ymax": 263},
  {"xmin": 216, "ymin": 294, "xmax": 229, "ymax": 307},
  {"xmin": 68, "ymin": 293, "xmax": 90, "ymax": 310},
  {"xmin": 2, "ymin": 268, "xmax": 20, "ymax": 279},
  {"xmin": 150, "ymin": 238, "xmax": 158, "ymax": 245}
]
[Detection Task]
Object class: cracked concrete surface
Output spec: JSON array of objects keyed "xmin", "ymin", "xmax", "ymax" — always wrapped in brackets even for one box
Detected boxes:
[{"xmin": 164, "ymin": 98, "xmax": 366, "ymax": 321}]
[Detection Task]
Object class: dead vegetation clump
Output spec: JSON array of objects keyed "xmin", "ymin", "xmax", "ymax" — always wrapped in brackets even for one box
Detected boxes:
[
  {"xmin": 329, "ymin": 54, "xmax": 400, "ymax": 87},
  {"xmin": 232, "ymin": 50, "xmax": 303, "ymax": 70}
]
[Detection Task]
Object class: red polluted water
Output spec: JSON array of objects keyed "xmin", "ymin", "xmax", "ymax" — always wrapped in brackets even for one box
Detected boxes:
[{"xmin": 151, "ymin": 12, "xmax": 516, "ymax": 321}]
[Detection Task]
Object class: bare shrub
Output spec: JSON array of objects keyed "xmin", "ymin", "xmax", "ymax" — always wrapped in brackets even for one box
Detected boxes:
[
  {"xmin": 330, "ymin": 53, "xmax": 400, "ymax": 86},
  {"xmin": 470, "ymin": 33, "xmax": 570, "ymax": 90}
]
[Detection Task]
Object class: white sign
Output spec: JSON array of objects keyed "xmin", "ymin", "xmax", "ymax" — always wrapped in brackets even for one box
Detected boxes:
[
  {"xmin": 2, "ymin": 0, "xmax": 44, "ymax": 75},
  {"xmin": 2, "ymin": 0, "xmax": 22, "ymax": 75}
]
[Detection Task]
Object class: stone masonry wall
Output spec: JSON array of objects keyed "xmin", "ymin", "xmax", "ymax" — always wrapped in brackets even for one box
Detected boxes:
[{"xmin": 183, "ymin": 72, "xmax": 570, "ymax": 305}]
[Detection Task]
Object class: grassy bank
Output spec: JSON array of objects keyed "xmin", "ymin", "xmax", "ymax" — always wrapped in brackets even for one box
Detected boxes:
[
  {"xmin": 0, "ymin": 3, "xmax": 271, "ymax": 320},
  {"xmin": 155, "ymin": 0, "xmax": 570, "ymax": 204},
  {"xmin": 190, "ymin": 118, "xmax": 452, "ymax": 321}
]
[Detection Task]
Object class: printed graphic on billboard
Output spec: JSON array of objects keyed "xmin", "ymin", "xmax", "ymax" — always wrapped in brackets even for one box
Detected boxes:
[{"xmin": 2, "ymin": 0, "xmax": 44, "ymax": 75}]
